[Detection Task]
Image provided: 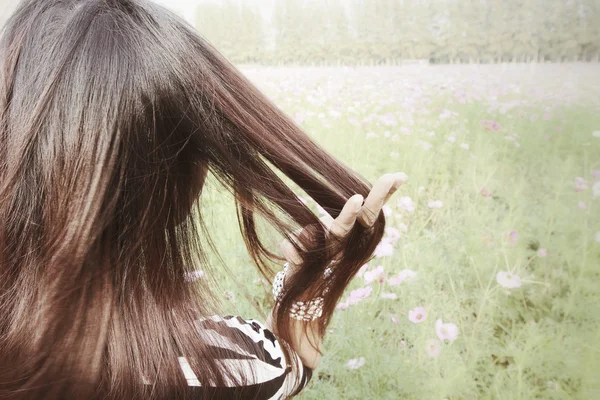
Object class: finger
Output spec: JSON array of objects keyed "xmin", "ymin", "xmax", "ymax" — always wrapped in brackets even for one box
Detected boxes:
[
  {"xmin": 329, "ymin": 194, "xmax": 363, "ymax": 238},
  {"xmin": 382, "ymin": 172, "xmax": 408, "ymax": 204},
  {"xmin": 358, "ymin": 172, "xmax": 406, "ymax": 227},
  {"xmin": 358, "ymin": 174, "xmax": 395, "ymax": 227}
]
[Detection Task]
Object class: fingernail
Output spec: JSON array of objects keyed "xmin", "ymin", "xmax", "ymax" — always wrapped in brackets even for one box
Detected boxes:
[
  {"xmin": 352, "ymin": 194, "xmax": 364, "ymax": 210},
  {"xmin": 395, "ymin": 172, "xmax": 408, "ymax": 185}
]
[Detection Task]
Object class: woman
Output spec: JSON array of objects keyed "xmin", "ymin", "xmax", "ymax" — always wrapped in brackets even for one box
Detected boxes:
[{"xmin": 0, "ymin": 0, "xmax": 405, "ymax": 399}]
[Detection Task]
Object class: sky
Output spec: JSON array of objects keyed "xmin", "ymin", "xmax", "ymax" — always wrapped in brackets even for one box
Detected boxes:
[
  {"xmin": 0, "ymin": 0, "xmax": 282, "ymax": 31},
  {"xmin": 152, "ymin": 0, "xmax": 277, "ymax": 24}
]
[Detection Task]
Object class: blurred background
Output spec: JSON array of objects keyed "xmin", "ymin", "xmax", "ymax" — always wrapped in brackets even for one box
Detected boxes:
[
  {"xmin": 1, "ymin": 1, "xmax": 599, "ymax": 399},
  {"xmin": 2, "ymin": 0, "xmax": 600, "ymax": 63}
]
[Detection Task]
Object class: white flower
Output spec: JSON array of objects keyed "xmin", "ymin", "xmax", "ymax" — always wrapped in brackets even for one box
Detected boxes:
[
  {"xmin": 384, "ymin": 227, "xmax": 402, "ymax": 243},
  {"xmin": 435, "ymin": 319, "xmax": 459, "ymax": 342},
  {"xmin": 496, "ymin": 271, "xmax": 522, "ymax": 289},
  {"xmin": 428, "ymin": 200, "xmax": 444, "ymax": 209},
  {"xmin": 592, "ymin": 130, "xmax": 600, "ymax": 138},
  {"xmin": 595, "ymin": 231, "xmax": 600, "ymax": 243},
  {"xmin": 408, "ymin": 307, "xmax": 428, "ymax": 323},
  {"xmin": 380, "ymin": 292, "xmax": 398, "ymax": 300},
  {"xmin": 399, "ymin": 269, "xmax": 417, "ymax": 281},
  {"xmin": 382, "ymin": 204, "xmax": 393, "ymax": 217},
  {"xmin": 425, "ymin": 339, "xmax": 441, "ymax": 358},
  {"xmin": 460, "ymin": 143, "xmax": 469, "ymax": 150},
  {"xmin": 346, "ymin": 357, "xmax": 366, "ymax": 370},
  {"xmin": 419, "ymin": 141, "xmax": 433, "ymax": 150},
  {"xmin": 397, "ymin": 196, "xmax": 415, "ymax": 212},
  {"xmin": 593, "ymin": 181, "xmax": 600, "ymax": 198}
]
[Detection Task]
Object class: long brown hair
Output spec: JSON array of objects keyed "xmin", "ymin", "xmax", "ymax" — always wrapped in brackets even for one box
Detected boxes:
[{"xmin": 0, "ymin": 1, "xmax": 385, "ymax": 399}]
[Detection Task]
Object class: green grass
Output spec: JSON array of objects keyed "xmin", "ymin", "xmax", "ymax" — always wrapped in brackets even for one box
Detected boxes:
[{"xmin": 198, "ymin": 65, "xmax": 600, "ymax": 399}]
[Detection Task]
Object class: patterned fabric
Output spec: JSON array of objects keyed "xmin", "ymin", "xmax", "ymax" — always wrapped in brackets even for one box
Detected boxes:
[{"xmin": 160, "ymin": 315, "xmax": 313, "ymax": 399}]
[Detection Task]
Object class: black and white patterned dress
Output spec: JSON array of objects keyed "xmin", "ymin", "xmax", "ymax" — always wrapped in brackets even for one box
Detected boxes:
[{"xmin": 174, "ymin": 315, "xmax": 313, "ymax": 399}]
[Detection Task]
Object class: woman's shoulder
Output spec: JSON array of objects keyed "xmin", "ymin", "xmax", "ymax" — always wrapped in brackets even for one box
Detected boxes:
[{"xmin": 187, "ymin": 314, "xmax": 312, "ymax": 398}]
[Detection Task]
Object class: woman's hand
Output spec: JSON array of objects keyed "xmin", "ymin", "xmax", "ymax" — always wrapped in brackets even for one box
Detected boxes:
[
  {"xmin": 269, "ymin": 172, "xmax": 407, "ymax": 370},
  {"xmin": 281, "ymin": 171, "xmax": 408, "ymax": 265}
]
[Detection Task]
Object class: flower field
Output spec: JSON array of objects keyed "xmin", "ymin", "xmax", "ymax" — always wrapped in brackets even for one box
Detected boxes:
[{"xmin": 198, "ymin": 64, "xmax": 600, "ymax": 399}]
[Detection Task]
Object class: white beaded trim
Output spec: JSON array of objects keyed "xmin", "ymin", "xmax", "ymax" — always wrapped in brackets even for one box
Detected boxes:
[
  {"xmin": 272, "ymin": 262, "xmax": 333, "ymax": 321},
  {"xmin": 290, "ymin": 297, "xmax": 324, "ymax": 321}
]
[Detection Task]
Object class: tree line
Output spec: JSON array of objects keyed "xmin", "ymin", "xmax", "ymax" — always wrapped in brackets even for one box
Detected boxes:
[{"xmin": 194, "ymin": 0, "xmax": 600, "ymax": 65}]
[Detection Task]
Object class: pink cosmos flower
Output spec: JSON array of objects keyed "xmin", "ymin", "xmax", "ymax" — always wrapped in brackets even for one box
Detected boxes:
[
  {"xmin": 388, "ymin": 275, "xmax": 403, "ymax": 286},
  {"xmin": 374, "ymin": 241, "xmax": 394, "ymax": 258},
  {"xmin": 356, "ymin": 264, "xmax": 369, "ymax": 277},
  {"xmin": 337, "ymin": 286, "xmax": 373, "ymax": 310},
  {"xmin": 388, "ymin": 269, "xmax": 417, "ymax": 286},
  {"xmin": 508, "ymin": 231, "xmax": 519, "ymax": 245},
  {"xmin": 537, "ymin": 248, "xmax": 548, "ymax": 257},
  {"xmin": 592, "ymin": 170, "xmax": 600, "ymax": 180},
  {"xmin": 364, "ymin": 265, "xmax": 385, "ymax": 284},
  {"xmin": 408, "ymin": 307, "xmax": 428, "ymax": 323},
  {"xmin": 575, "ymin": 177, "xmax": 588, "ymax": 192},
  {"xmin": 481, "ymin": 120, "xmax": 501, "ymax": 131},
  {"xmin": 435, "ymin": 319, "xmax": 459, "ymax": 342},
  {"xmin": 578, "ymin": 201, "xmax": 587, "ymax": 209},
  {"xmin": 425, "ymin": 339, "xmax": 441, "ymax": 358},
  {"xmin": 347, "ymin": 286, "xmax": 373, "ymax": 305},
  {"xmin": 480, "ymin": 187, "xmax": 492, "ymax": 198}
]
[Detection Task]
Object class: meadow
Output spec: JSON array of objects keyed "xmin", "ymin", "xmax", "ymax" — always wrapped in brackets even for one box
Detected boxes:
[{"xmin": 198, "ymin": 64, "xmax": 600, "ymax": 399}]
